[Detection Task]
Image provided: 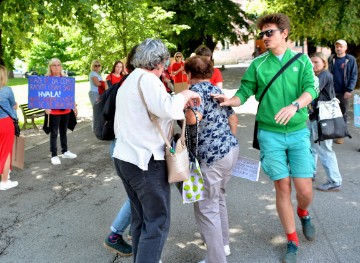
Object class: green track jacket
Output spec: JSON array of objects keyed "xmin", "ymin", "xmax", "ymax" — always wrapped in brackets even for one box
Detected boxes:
[{"xmin": 235, "ymin": 48, "xmax": 319, "ymax": 133}]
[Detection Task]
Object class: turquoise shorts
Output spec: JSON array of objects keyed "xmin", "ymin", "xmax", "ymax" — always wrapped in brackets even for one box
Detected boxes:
[{"xmin": 258, "ymin": 128, "xmax": 315, "ymax": 181}]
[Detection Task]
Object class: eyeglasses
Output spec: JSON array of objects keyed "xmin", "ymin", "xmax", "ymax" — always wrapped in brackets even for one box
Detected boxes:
[
  {"xmin": 94, "ymin": 65, "xmax": 101, "ymax": 67},
  {"xmin": 258, "ymin": 29, "xmax": 283, "ymax": 39}
]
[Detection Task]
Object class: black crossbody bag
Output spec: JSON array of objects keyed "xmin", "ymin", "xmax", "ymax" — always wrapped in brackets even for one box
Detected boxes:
[{"xmin": 253, "ymin": 53, "xmax": 303, "ymax": 150}]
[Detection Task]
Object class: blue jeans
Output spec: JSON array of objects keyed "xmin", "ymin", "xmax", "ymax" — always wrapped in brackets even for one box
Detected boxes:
[
  {"xmin": 308, "ymin": 120, "xmax": 342, "ymax": 185},
  {"xmin": 111, "ymin": 198, "xmax": 131, "ymax": 235},
  {"xmin": 109, "ymin": 138, "xmax": 131, "ymax": 235},
  {"xmin": 114, "ymin": 156, "xmax": 170, "ymax": 263}
]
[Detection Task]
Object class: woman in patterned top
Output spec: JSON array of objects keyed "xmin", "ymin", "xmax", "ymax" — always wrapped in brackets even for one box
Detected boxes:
[{"xmin": 184, "ymin": 55, "xmax": 239, "ymax": 263}]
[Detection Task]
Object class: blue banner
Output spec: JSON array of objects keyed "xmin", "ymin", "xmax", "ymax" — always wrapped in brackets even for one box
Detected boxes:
[
  {"xmin": 354, "ymin": 94, "xmax": 360, "ymax": 128},
  {"xmin": 28, "ymin": 76, "xmax": 76, "ymax": 109}
]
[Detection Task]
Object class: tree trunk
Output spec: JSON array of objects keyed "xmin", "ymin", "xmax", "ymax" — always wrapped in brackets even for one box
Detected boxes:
[
  {"xmin": 0, "ymin": 29, "xmax": 4, "ymax": 66},
  {"xmin": 307, "ymin": 38, "xmax": 317, "ymax": 55}
]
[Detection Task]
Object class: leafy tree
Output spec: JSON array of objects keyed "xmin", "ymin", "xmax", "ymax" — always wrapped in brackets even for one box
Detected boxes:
[
  {"xmin": 81, "ymin": 0, "xmax": 186, "ymax": 74},
  {"xmin": 154, "ymin": 0, "xmax": 254, "ymax": 56},
  {"xmin": 0, "ymin": 0, "xmax": 98, "ymax": 70}
]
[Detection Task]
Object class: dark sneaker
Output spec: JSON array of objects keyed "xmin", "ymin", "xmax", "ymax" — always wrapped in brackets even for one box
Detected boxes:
[
  {"xmin": 282, "ymin": 241, "xmax": 298, "ymax": 263},
  {"xmin": 300, "ymin": 215, "xmax": 315, "ymax": 241},
  {"xmin": 103, "ymin": 235, "xmax": 132, "ymax": 256},
  {"xmin": 316, "ymin": 182, "xmax": 341, "ymax": 192}
]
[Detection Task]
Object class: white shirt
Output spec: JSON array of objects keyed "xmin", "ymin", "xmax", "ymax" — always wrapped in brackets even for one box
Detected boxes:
[{"xmin": 113, "ymin": 68, "xmax": 185, "ymax": 170}]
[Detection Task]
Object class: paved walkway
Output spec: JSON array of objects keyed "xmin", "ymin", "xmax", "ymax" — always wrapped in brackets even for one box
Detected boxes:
[{"xmin": 1, "ymin": 65, "xmax": 360, "ymax": 263}]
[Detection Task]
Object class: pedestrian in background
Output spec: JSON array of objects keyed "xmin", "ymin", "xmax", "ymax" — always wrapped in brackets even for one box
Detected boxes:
[
  {"xmin": 309, "ymin": 52, "xmax": 342, "ymax": 192},
  {"xmin": 0, "ymin": 65, "xmax": 19, "ymax": 190},
  {"xmin": 89, "ymin": 59, "xmax": 104, "ymax": 129},
  {"xmin": 194, "ymin": 45, "xmax": 223, "ymax": 89},
  {"xmin": 184, "ymin": 56, "xmax": 238, "ymax": 263},
  {"xmin": 328, "ymin": 39, "xmax": 358, "ymax": 144},
  {"xmin": 45, "ymin": 58, "xmax": 78, "ymax": 165},
  {"xmin": 113, "ymin": 38, "xmax": 201, "ymax": 263},
  {"xmin": 212, "ymin": 13, "xmax": 319, "ymax": 263},
  {"xmin": 171, "ymin": 51, "xmax": 188, "ymax": 93},
  {"xmin": 106, "ymin": 60, "xmax": 127, "ymax": 87}
]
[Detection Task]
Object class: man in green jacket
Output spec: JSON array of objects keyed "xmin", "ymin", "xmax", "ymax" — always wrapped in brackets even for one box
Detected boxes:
[{"xmin": 213, "ymin": 13, "xmax": 319, "ymax": 263}]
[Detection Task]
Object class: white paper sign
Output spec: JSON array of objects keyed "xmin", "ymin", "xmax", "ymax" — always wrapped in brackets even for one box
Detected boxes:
[{"xmin": 232, "ymin": 156, "xmax": 260, "ymax": 181}]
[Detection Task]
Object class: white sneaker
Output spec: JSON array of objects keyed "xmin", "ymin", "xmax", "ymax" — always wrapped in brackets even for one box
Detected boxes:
[
  {"xmin": 198, "ymin": 260, "xmax": 206, "ymax": 263},
  {"xmin": 0, "ymin": 180, "xmax": 18, "ymax": 190},
  {"xmin": 62, "ymin": 151, "xmax": 77, "ymax": 159},
  {"xmin": 224, "ymin": 245, "xmax": 231, "ymax": 256},
  {"xmin": 51, "ymin": 156, "xmax": 61, "ymax": 165}
]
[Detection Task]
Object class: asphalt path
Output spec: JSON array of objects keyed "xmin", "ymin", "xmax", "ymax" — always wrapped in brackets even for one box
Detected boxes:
[{"xmin": 1, "ymin": 65, "xmax": 360, "ymax": 263}]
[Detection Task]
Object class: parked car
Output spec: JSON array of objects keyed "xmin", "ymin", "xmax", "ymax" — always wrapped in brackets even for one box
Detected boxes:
[
  {"xmin": 64, "ymin": 70, "xmax": 77, "ymax": 76},
  {"xmin": 13, "ymin": 69, "xmax": 25, "ymax": 78},
  {"xmin": 24, "ymin": 71, "xmax": 39, "ymax": 78}
]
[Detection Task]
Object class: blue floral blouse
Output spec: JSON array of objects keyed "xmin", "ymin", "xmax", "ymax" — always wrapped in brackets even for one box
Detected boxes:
[{"xmin": 189, "ymin": 81, "xmax": 238, "ymax": 165}]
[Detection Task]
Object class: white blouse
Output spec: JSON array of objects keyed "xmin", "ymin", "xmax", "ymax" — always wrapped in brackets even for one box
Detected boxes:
[{"xmin": 113, "ymin": 68, "xmax": 185, "ymax": 171}]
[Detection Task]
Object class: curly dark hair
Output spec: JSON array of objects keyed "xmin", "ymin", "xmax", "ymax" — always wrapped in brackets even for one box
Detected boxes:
[
  {"xmin": 257, "ymin": 13, "xmax": 290, "ymax": 40},
  {"xmin": 184, "ymin": 56, "xmax": 213, "ymax": 80}
]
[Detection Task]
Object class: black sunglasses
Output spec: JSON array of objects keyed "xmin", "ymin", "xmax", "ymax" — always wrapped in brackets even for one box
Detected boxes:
[
  {"xmin": 258, "ymin": 29, "xmax": 283, "ymax": 39},
  {"xmin": 94, "ymin": 65, "xmax": 101, "ymax": 67}
]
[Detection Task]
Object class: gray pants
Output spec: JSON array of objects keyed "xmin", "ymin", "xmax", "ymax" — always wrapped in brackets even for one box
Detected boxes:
[{"xmin": 194, "ymin": 146, "xmax": 239, "ymax": 263}]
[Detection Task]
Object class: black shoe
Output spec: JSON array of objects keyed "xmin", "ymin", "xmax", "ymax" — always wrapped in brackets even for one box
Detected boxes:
[{"xmin": 103, "ymin": 235, "xmax": 132, "ymax": 256}]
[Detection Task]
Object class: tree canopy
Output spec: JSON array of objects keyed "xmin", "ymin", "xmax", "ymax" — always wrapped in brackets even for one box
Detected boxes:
[{"xmin": 0, "ymin": 0, "xmax": 253, "ymax": 74}]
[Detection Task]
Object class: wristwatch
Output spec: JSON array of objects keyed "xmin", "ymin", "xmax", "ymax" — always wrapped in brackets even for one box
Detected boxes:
[{"xmin": 291, "ymin": 101, "xmax": 300, "ymax": 112}]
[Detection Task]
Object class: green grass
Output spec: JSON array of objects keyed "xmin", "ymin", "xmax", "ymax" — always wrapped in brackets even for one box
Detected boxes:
[
  {"xmin": 8, "ymin": 78, "xmax": 28, "ymax": 86},
  {"xmin": 19, "ymin": 118, "xmax": 45, "ymax": 130},
  {"xmin": 8, "ymin": 76, "xmax": 89, "ymax": 87}
]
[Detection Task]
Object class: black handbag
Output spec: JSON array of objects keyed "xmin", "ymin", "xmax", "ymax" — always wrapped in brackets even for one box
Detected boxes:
[
  {"xmin": 43, "ymin": 113, "xmax": 51, "ymax": 134},
  {"xmin": 315, "ymin": 98, "xmax": 351, "ymax": 142},
  {"xmin": 253, "ymin": 53, "xmax": 303, "ymax": 150},
  {"xmin": 0, "ymin": 105, "xmax": 20, "ymax": 136}
]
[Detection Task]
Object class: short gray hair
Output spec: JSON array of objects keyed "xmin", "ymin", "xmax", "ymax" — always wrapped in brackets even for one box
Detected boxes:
[{"xmin": 132, "ymin": 38, "xmax": 170, "ymax": 70}]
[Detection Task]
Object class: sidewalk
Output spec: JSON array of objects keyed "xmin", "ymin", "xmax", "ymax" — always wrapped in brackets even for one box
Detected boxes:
[{"xmin": 1, "ymin": 65, "xmax": 359, "ymax": 263}]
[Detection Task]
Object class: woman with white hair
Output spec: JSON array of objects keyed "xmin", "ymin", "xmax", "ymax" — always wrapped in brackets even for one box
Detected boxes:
[{"xmin": 113, "ymin": 38, "xmax": 201, "ymax": 263}]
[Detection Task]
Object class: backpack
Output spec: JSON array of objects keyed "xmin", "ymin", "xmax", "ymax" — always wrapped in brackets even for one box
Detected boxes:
[{"xmin": 93, "ymin": 75, "xmax": 128, "ymax": 140}]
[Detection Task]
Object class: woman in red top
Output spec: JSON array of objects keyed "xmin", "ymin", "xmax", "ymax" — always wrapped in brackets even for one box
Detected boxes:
[
  {"xmin": 195, "ymin": 45, "xmax": 223, "ymax": 89},
  {"xmin": 106, "ymin": 61, "xmax": 127, "ymax": 87},
  {"xmin": 45, "ymin": 58, "xmax": 78, "ymax": 165},
  {"xmin": 171, "ymin": 52, "xmax": 188, "ymax": 93}
]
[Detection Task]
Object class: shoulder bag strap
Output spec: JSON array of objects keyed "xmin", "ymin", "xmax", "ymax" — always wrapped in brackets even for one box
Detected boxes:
[
  {"xmin": 257, "ymin": 53, "xmax": 303, "ymax": 109},
  {"xmin": 0, "ymin": 105, "xmax": 15, "ymax": 120},
  {"xmin": 138, "ymin": 73, "xmax": 186, "ymax": 152},
  {"xmin": 185, "ymin": 108, "xmax": 199, "ymax": 158}
]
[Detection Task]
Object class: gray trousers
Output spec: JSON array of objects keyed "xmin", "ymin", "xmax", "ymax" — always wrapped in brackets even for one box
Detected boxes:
[{"xmin": 194, "ymin": 146, "xmax": 239, "ymax": 263}]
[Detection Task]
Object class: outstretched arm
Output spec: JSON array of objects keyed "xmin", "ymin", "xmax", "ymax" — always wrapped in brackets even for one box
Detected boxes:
[{"xmin": 211, "ymin": 94, "xmax": 241, "ymax": 107}]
